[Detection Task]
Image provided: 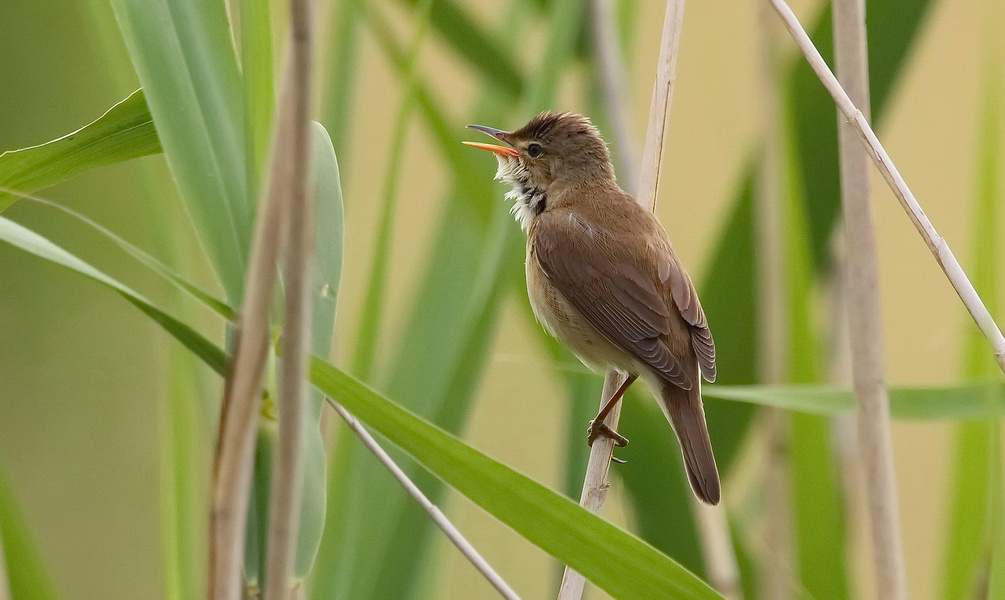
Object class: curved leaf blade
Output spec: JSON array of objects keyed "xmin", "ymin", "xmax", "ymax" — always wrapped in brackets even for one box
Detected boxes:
[
  {"xmin": 110, "ymin": 0, "xmax": 250, "ymax": 302},
  {"xmin": 309, "ymin": 359, "xmax": 723, "ymax": 600},
  {"xmin": 0, "ymin": 89, "xmax": 160, "ymax": 213},
  {"xmin": 0, "ymin": 215, "xmax": 227, "ymax": 375}
]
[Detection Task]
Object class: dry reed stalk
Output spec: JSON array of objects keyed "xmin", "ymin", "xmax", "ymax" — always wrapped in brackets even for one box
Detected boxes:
[
  {"xmin": 211, "ymin": 132, "xmax": 288, "ymax": 600},
  {"xmin": 692, "ymin": 499, "xmax": 742, "ymax": 599},
  {"xmin": 769, "ymin": 0, "xmax": 1005, "ymax": 375},
  {"xmin": 590, "ymin": 0, "xmax": 639, "ymax": 193},
  {"xmin": 832, "ymin": 0, "xmax": 906, "ymax": 597},
  {"xmin": 557, "ymin": 1, "xmax": 686, "ymax": 597},
  {"xmin": 556, "ymin": 373, "xmax": 627, "ymax": 600},
  {"xmin": 263, "ymin": 0, "xmax": 316, "ymax": 596},
  {"xmin": 759, "ymin": 412, "xmax": 792, "ymax": 599},
  {"xmin": 755, "ymin": 4, "xmax": 790, "ymax": 598},
  {"xmin": 327, "ymin": 400, "xmax": 520, "ymax": 600},
  {"xmin": 210, "ymin": 4, "xmax": 316, "ymax": 600}
]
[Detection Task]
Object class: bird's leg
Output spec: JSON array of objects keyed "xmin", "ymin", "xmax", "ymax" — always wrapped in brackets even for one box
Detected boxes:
[{"xmin": 587, "ymin": 374, "xmax": 638, "ymax": 447}]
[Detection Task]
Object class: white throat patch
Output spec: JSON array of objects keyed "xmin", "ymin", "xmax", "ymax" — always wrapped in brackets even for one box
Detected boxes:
[{"xmin": 494, "ymin": 157, "xmax": 547, "ymax": 232}]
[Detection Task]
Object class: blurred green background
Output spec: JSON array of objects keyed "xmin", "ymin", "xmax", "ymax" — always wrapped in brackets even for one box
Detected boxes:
[{"xmin": 0, "ymin": 0, "xmax": 1003, "ymax": 598}]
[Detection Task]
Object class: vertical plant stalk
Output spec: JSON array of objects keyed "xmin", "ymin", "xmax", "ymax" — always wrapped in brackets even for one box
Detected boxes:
[
  {"xmin": 264, "ymin": 0, "xmax": 316, "ymax": 595},
  {"xmin": 211, "ymin": 4, "xmax": 315, "ymax": 600},
  {"xmin": 769, "ymin": 0, "xmax": 1005, "ymax": 375},
  {"xmin": 692, "ymin": 500, "xmax": 742, "ymax": 599},
  {"xmin": 755, "ymin": 5, "xmax": 790, "ymax": 599},
  {"xmin": 589, "ymin": 0, "xmax": 639, "ymax": 194},
  {"xmin": 831, "ymin": 0, "xmax": 906, "ymax": 598},
  {"xmin": 326, "ymin": 400, "xmax": 520, "ymax": 600},
  {"xmin": 557, "ymin": 1, "xmax": 685, "ymax": 598},
  {"xmin": 211, "ymin": 135, "xmax": 287, "ymax": 600}
]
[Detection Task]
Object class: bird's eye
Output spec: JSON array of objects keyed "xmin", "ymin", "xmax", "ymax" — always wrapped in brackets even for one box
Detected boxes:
[{"xmin": 526, "ymin": 143, "xmax": 544, "ymax": 158}]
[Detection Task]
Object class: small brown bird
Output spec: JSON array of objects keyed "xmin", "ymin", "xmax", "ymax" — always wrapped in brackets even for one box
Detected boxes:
[{"xmin": 464, "ymin": 112, "xmax": 720, "ymax": 504}]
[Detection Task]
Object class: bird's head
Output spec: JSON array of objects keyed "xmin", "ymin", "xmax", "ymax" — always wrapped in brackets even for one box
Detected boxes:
[{"xmin": 463, "ymin": 112, "xmax": 615, "ymax": 229}]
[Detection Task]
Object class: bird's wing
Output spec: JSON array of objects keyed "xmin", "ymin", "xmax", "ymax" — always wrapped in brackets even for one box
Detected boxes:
[
  {"xmin": 657, "ymin": 250, "xmax": 716, "ymax": 382},
  {"xmin": 532, "ymin": 211, "xmax": 693, "ymax": 389}
]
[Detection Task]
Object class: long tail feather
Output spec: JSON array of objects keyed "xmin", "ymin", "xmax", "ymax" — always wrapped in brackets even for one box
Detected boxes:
[{"xmin": 661, "ymin": 382, "xmax": 720, "ymax": 504}]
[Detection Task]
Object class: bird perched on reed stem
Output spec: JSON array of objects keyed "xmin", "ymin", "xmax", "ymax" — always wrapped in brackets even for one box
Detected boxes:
[{"xmin": 463, "ymin": 112, "xmax": 720, "ymax": 504}]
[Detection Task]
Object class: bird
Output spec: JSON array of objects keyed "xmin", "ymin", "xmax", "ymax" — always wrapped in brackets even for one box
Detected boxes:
[{"xmin": 463, "ymin": 112, "xmax": 720, "ymax": 504}]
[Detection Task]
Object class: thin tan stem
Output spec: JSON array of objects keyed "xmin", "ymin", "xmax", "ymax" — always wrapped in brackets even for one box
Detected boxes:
[
  {"xmin": 832, "ymin": 0, "xmax": 906, "ymax": 597},
  {"xmin": 769, "ymin": 0, "xmax": 1005, "ymax": 375},
  {"xmin": 557, "ymin": 373, "xmax": 629, "ymax": 600},
  {"xmin": 558, "ymin": 1, "xmax": 685, "ymax": 597},
  {"xmin": 693, "ymin": 498, "xmax": 742, "ymax": 599},
  {"xmin": 590, "ymin": 0, "xmax": 639, "ymax": 194},
  {"xmin": 755, "ymin": 4, "xmax": 790, "ymax": 598},
  {"xmin": 636, "ymin": 0, "xmax": 685, "ymax": 213},
  {"xmin": 210, "ymin": 116, "xmax": 289, "ymax": 600},
  {"xmin": 327, "ymin": 400, "xmax": 521, "ymax": 600},
  {"xmin": 759, "ymin": 410, "xmax": 791, "ymax": 600},
  {"xmin": 210, "ymin": 5, "xmax": 318, "ymax": 600},
  {"xmin": 264, "ymin": 0, "xmax": 316, "ymax": 596}
]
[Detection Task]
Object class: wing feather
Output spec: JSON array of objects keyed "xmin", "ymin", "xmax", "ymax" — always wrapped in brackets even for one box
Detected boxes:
[
  {"xmin": 533, "ymin": 211, "xmax": 693, "ymax": 389},
  {"xmin": 659, "ymin": 250, "xmax": 717, "ymax": 382}
]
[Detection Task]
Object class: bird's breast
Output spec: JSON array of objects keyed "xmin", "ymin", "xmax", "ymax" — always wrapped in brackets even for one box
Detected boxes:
[{"xmin": 525, "ymin": 241, "xmax": 635, "ymax": 374}]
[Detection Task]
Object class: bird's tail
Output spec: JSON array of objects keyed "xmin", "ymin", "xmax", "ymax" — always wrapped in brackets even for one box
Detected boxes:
[{"xmin": 660, "ymin": 382, "xmax": 720, "ymax": 505}]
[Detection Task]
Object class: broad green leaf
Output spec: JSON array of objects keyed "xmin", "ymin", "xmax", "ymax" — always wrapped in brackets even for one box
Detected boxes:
[
  {"xmin": 239, "ymin": 0, "xmax": 274, "ymax": 194},
  {"xmin": 0, "ymin": 89, "xmax": 160, "ymax": 213},
  {"xmin": 296, "ymin": 123, "xmax": 345, "ymax": 578},
  {"xmin": 782, "ymin": 131, "xmax": 848, "ymax": 600},
  {"xmin": 110, "ymin": 0, "xmax": 250, "ymax": 302},
  {"xmin": 789, "ymin": 413, "xmax": 847, "ymax": 599},
  {"xmin": 308, "ymin": 122, "xmax": 346, "ymax": 397},
  {"xmin": 0, "ymin": 464, "xmax": 59, "ymax": 600},
  {"xmin": 310, "ymin": 360, "xmax": 724, "ymax": 600}
]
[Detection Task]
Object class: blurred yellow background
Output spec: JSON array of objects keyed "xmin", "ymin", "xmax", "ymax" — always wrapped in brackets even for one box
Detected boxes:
[{"xmin": 0, "ymin": 0, "xmax": 1002, "ymax": 598}]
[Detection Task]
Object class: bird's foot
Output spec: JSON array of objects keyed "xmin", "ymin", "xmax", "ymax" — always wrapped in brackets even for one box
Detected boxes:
[{"xmin": 587, "ymin": 420, "xmax": 629, "ymax": 448}]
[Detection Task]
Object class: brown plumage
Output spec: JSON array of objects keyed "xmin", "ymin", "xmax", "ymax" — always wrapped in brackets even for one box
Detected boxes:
[{"xmin": 464, "ymin": 112, "xmax": 720, "ymax": 504}]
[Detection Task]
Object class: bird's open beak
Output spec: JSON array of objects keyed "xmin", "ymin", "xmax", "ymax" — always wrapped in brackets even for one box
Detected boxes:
[{"xmin": 462, "ymin": 124, "xmax": 519, "ymax": 157}]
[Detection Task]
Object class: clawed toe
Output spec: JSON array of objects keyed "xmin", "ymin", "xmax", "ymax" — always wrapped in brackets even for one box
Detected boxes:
[{"xmin": 587, "ymin": 420, "xmax": 629, "ymax": 447}]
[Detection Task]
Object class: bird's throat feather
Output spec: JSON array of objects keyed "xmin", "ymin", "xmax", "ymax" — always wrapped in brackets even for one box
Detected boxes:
[{"xmin": 495, "ymin": 157, "xmax": 547, "ymax": 231}]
